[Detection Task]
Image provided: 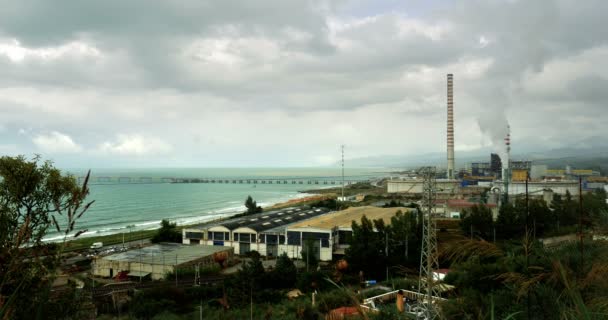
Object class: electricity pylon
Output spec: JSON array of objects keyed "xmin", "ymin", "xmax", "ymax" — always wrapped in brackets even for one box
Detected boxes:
[{"xmin": 418, "ymin": 166, "xmax": 440, "ymax": 319}]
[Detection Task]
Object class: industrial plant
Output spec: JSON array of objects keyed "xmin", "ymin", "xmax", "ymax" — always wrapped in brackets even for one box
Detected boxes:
[{"xmin": 387, "ymin": 73, "xmax": 605, "ymax": 211}]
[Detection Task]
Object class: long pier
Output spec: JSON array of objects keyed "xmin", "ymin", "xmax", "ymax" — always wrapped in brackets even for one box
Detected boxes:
[{"xmin": 77, "ymin": 176, "xmax": 369, "ymax": 186}]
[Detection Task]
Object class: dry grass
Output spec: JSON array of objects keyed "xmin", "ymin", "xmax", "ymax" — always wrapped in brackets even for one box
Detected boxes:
[{"xmin": 440, "ymin": 238, "xmax": 504, "ymax": 265}]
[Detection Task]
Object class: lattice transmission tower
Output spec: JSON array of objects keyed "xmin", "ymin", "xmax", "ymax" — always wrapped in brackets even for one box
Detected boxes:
[{"xmin": 418, "ymin": 166, "xmax": 440, "ymax": 319}]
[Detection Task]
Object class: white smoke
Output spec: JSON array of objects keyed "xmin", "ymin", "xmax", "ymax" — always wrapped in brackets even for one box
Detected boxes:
[{"xmin": 477, "ymin": 110, "xmax": 509, "ymax": 165}]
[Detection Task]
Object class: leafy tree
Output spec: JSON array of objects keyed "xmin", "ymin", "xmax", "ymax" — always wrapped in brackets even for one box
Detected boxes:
[
  {"xmin": 227, "ymin": 251, "xmax": 267, "ymax": 307},
  {"xmin": 301, "ymin": 239, "xmax": 319, "ymax": 271},
  {"xmin": 310, "ymin": 198, "xmax": 339, "ymax": 210},
  {"xmin": 527, "ymin": 198, "xmax": 553, "ymax": 237},
  {"xmin": 269, "ymin": 253, "xmax": 296, "ymax": 289},
  {"xmin": 442, "ymin": 237, "xmax": 608, "ymax": 319},
  {"xmin": 388, "ymin": 210, "xmax": 420, "ymax": 266},
  {"xmin": 151, "ymin": 219, "xmax": 182, "ymax": 243},
  {"xmin": 345, "ymin": 215, "xmax": 387, "ymax": 280},
  {"xmin": 495, "ymin": 202, "xmax": 525, "ymax": 239},
  {"xmin": 244, "ymin": 195, "xmax": 263, "ymax": 215},
  {"xmin": 382, "ymin": 199, "xmax": 403, "ymax": 208},
  {"xmin": 552, "ymin": 191, "xmax": 578, "ymax": 227},
  {"xmin": 583, "ymin": 188, "xmax": 608, "ymax": 228},
  {"xmin": 0, "ymin": 156, "xmax": 93, "ymax": 320},
  {"xmin": 460, "ymin": 205, "xmax": 494, "ymax": 240}
]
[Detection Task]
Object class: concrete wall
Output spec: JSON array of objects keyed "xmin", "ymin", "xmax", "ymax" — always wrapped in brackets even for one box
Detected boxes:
[
  {"xmin": 92, "ymin": 256, "xmax": 174, "ymax": 280},
  {"xmin": 278, "ymin": 244, "xmax": 332, "ymax": 261},
  {"xmin": 508, "ymin": 181, "xmax": 580, "ymax": 196},
  {"xmin": 530, "ymin": 165, "xmax": 547, "ymax": 179},
  {"xmin": 387, "ymin": 180, "xmax": 460, "ymax": 194},
  {"xmin": 92, "ymin": 247, "xmax": 233, "ymax": 280}
]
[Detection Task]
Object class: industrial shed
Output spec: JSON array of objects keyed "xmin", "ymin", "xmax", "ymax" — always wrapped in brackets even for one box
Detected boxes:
[
  {"xmin": 92, "ymin": 243, "xmax": 233, "ymax": 280},
  {"xmin": 182, "ymin": 207, "xmax": 330, "ymax": 256},
  {"xmin": 285, "ymin": 206, "xmax": 415, "ymax": 261}
]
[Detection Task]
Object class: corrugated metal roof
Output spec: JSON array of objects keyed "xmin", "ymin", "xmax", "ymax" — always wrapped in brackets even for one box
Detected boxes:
[
  {"xmin": 97, "ymin": 243, "xmax": 230, "ymax": 265},
  {"xmin": 289, "ymin": 206, "xmax": 413, "ymax": 230}
]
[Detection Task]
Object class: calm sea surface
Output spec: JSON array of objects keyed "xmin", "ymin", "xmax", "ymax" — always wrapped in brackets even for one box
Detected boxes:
[{"xmin": 46, "ymin": 167, "xmax": 387, "ymax": 241}]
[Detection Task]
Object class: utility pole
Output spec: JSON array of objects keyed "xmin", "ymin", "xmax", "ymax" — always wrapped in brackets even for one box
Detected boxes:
[
  {"xmin": 405, "ymin": 235, "xmax": 409, "ymax": 259},
  {"xmin": 385, "ymin": 232, "xmax": 389, "ymax": 281},
  {"xmin": 525, "ymin": 172, "xmax": 530, "ymax": 320},
  {"xmin": 579, "ymin": 176, "xmax": 584, "ymax": 273},
  {"xmin": 341, "ymin": 145, "xmax": 345, "ymax": 204},
  {"xmin": 195, "ymin": 263, "xmax": 202, "ymax": 320},
  {"xmin": 418, "ymin": 166, "xmax": 439, "ymax": 319},
  {"xmin": 306, "ymin": 242, "xmax": 310, "ymax": 272},
  {"xmin": 526, "ymin": 172, "xmax": 530, "ymax": 239},
  {"xmin": 175, "ymin": 254, "xmax": 178, "ymax": 287}
]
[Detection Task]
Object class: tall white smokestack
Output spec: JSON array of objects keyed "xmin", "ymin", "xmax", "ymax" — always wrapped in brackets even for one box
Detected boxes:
[{"xmin": 447, "ymin": 74, "xmax": 455, "ymax": 179}]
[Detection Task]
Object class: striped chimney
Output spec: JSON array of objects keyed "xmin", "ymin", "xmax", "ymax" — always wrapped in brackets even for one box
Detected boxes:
[{"xmin": 447, "ymin": 74, "xmax": 455, "ymax": 179}]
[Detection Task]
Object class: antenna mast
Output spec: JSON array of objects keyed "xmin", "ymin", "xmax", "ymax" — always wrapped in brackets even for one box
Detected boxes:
[
  {"xmin": 418, "ymin": 166, "xmax": 440, "ymax": 319},
  {"xmin": 341, "ymin": 145, "xmax": 345, "ymax": 201}
]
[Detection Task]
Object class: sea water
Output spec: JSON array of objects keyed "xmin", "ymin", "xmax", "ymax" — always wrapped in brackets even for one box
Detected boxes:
[{"xmin": 45, "ymin": 167, "xmax": 386, "ymax": 241}]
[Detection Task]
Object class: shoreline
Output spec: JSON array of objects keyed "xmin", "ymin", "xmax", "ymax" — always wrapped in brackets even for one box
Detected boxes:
[{"xmin": 61, "ymin": 190, "xmax": 331, "ymax": 251}]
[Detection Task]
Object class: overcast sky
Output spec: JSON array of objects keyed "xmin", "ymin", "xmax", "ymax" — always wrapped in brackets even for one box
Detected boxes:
[{"xmin": 0, "ymin": 0, "xmax": 606, "ymax": 168}]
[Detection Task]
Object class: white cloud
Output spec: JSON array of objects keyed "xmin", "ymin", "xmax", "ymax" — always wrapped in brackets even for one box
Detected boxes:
[
  {"xmin": 98, "ymin": 134, "xmax": 172, "ymax": 156},
  {"xmin": 32, "ymin": 131, "xmax": 82, "ymax": 153},
  {"xmin": 0, "ymin": 38, "xmax": 100, "ymax": 62},
  {"xmin": 0, "ymin": 1, "xmax": 607, "ymax": 167},
  {"xmin": 313, "ymin": 155, "xmax": 337, "ymax": 166}
]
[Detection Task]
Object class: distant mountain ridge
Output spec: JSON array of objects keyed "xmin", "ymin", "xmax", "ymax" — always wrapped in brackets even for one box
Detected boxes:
[{"xmin": 344, "ymin": 139, "xmax": 608, "ymax": 173}]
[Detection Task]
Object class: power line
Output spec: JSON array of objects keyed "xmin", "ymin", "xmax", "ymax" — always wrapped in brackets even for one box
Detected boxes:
[{"xmin": 341, "ymin": 145, "xmax": 345, "ymax": 202}]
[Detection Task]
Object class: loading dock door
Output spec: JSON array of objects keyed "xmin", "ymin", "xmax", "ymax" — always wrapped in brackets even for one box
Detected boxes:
[
  {"xmin": 239, "ymin": 242, "xmax": 250, "ymax": 255},
  {"xmin": 267, "ymin": 244, "xmax": 278, "ymax": 257},
  {"xmin": 312, "ymin": 241, "xmax": 321, "ymax": 261}
]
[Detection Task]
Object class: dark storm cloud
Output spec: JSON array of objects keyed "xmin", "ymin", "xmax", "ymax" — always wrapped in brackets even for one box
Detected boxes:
[{"xmin": 0, "ymin": 0, "xmax": 606, "ymax": 167}]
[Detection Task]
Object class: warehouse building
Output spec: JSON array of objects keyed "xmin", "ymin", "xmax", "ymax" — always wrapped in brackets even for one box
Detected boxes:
[
  {"xmin": 283, "ymin": 206, "xmax": 415, "ymax": 261},
  {"xmin": 92, "ymin": 243, "xmax": 233, "ymax": 280},
  {"xmin": 387, "ymin": 179, "xmax": 460, "ymax": 194},
  {"xmin": 182, "ymin": 206, "xmax": 414, "ymax": 262},
  {"xmin": 182, "ymin": 207, "xmax": 331, "ymax": 255}
]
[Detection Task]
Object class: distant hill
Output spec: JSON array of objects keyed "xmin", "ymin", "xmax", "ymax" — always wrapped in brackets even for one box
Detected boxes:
[{"xmin": 344, "ymin": 139, "xmax": 608, "ymax": 174}]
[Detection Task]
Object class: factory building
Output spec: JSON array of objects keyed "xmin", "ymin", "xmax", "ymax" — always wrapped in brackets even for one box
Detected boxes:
[
  {"xmin": 92, "ymin": 243, "xmax": 233, "ymax": 280},
  {"xmin": 182, "ymin": 206, "xmax": 414, "ymax": 262},
  {"xmin": 510, "ymin": 160, "xmax": 531, "ymax": 170},
  {"xmin": 284, "ymin": 206, "xmax": 415, "ymax": 260},
  {"xmin": 492, "ymin": 180, "xmax": 581, "ymax": 196},
  {"xmin": 182, "ymin": 207, "xmax": 330, "ymax": 256},
  {"xmin": 491, "ymin": 153, "xmax": 502, "ymax": 178},
  {"xmin": 511, "ymin": 169, "xmax": 529, "ymax": 182},
  {"xmin": 387, "ymin": 179, "xmax": 460, "ymax": 194},
  {"xmin": 530, "ymin": 165, "xmax": 548, "ymax": 180},
  {"xmin": 471, "ymin": 162, "xmax": 493, "ymax": 177}
]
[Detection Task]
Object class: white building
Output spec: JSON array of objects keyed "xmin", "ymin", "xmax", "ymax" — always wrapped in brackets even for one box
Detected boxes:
[
  {"xmin": 92, "ymin": 243, "xmax": 232, "ymax": 280},
  {"xmin": 182, "ymin": 207, "xmax": 330, "ymax": 256},
  {"xmin": 387, "ymin": 179, "xmax": 460, "ymax": 194},
  {"xmin": 283, "ymin": 206, "xmax": 415, "ymax": 261}
]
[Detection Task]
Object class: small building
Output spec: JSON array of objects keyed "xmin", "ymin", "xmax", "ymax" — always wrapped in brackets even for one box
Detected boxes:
[{"xmin": 92, "ymin": 243, "xmax": 232, "ymax": 280}]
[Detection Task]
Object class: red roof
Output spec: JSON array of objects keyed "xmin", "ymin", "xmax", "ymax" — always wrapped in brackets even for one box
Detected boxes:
[
  {"xmin": 434, "ymin": 268, "xmax": 450, "ymax": 274},
  {"xmin": 329, "ymin": 307, "xmax": 360, "ymax": 316}
]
